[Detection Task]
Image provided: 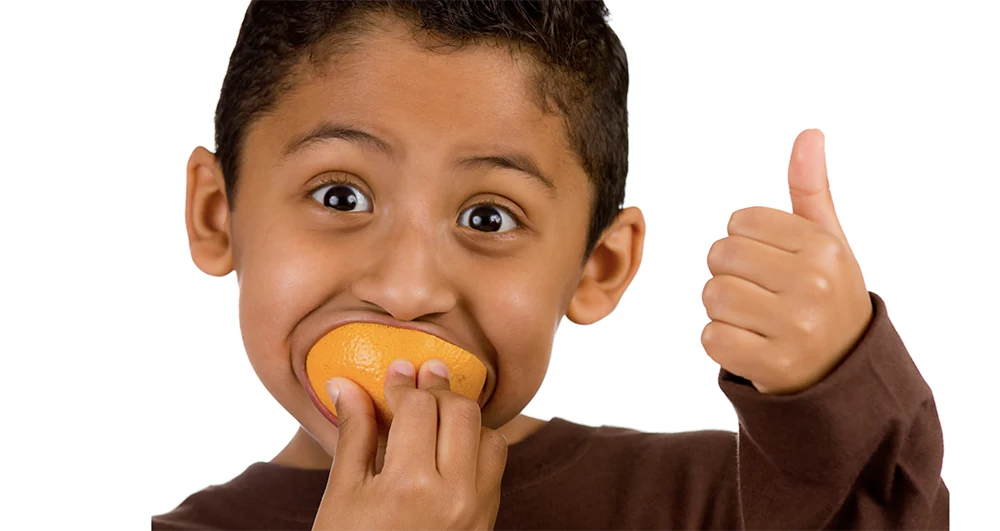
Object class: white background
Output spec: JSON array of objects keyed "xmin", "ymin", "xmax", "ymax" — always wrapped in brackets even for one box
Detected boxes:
[{"xmin": 1, "ymin": 1, "xmax": 996, "ymax": 528}]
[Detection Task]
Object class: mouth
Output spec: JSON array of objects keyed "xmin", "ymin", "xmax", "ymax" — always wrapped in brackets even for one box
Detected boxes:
[{"xmin": 292, "ymin": 311, "xmax": 497, "ymax": 424}]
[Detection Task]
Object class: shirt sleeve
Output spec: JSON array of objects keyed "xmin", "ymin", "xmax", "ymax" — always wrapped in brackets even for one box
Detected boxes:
[{"xmin": 717, "ymin": 292, "xmax": 948, "ymax": 530}]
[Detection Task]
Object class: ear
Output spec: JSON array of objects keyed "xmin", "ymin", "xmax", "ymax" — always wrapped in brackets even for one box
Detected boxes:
[
  {"xmin": 567, "ymin": 206, "xmax": 645, "ymax": 325},
  {"xmin": 185, "ymin": 146, "xmax": 233, "ymax": 276}
]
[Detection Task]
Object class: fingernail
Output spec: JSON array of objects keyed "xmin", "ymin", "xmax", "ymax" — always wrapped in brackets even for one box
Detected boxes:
[
  {"xmin": 326, "ymin": 378, "xmax": 341, "ymax": 406},
  {"xmin": 390, "ymin": 359, "xmax": 415, "ymax": 378},
  {"xmin": 427, "ymin": 359, "xmax": 450, "ymax": 379}
]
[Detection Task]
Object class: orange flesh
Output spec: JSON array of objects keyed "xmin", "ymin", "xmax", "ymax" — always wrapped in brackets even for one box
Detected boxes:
[{"xmin": 305, "ymin": 323, "xmax": 488, "ymax": 430}]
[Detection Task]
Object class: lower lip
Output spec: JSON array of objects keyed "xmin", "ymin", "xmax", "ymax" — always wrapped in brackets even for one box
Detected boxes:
[{"xmin": 304, "ymin": 377, "xmax": 339, "ymax": 427}]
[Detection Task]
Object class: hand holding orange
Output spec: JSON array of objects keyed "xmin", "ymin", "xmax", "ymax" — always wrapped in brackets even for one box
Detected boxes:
[
  {"xmin": 701, "ymin": 129, "xmax": 873, "ymax": 395},
  {"xmin": 308, "ymin": 324, "xmax": 506, "ymax": 530}
]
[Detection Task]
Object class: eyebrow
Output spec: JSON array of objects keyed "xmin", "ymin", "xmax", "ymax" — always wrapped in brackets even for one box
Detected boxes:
[
  {"xmin": 282, "ymin": 122, "xmax": 395, "ymax": 159},
  {"xmin": 282, "ymin": 121, "xmax": 556, "ymax": 196},
  {"xmin": 456, "ymin": 153, "xmax": 556, "ymax": 196}
]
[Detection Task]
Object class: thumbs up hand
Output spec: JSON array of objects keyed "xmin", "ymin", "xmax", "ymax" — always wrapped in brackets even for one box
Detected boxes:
[{"xmin": 701, "ymin": 129, "xmax": 873, "ymax": 395}]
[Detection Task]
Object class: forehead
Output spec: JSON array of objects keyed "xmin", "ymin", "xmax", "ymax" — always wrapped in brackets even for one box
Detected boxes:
[{"xmin": 247, "ymin": 16, "xmax": 583, "ymax": 181}]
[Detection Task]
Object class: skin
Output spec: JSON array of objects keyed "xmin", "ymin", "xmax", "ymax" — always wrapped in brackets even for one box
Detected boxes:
[
  {"xmin": 186, "ymin": 16, "xmax": 645, "ymax": 529},
  {"xmin": 702, "ymin": 129, "xmax": 872, "ymax": 396},
  {"xmin": 185, "ymin": 14, "xmax": 872, "ymax": 531}
]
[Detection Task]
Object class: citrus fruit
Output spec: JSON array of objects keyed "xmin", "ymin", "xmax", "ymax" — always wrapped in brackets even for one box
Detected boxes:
[{"xmin": 305, "ymin": 323, "xmax": 488, "ymax": 430}]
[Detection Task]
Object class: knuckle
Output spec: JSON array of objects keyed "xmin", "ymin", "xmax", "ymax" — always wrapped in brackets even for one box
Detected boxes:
[
  {"xmin": 804, "ymin": 271, "xmax": 832, "ymax": 295},
  {"xmin": 729, "ymin": 207, "xmax": 753, "ymax": 228},
  {"xmin": 335, "ymin": 408, "xmax": 372, "ymax": 435},
  {"xmin": 407, "ymin": 389, "xmax": 437, "ymax": 409},
  {"xmin": 823, "ymin": 234, "xmax": 845, "ymax": 258},
  {"xmin": 766, "ymin": 353, "xmax": 798, "ymax": 381},
  {"xmin": 445, "ymin": 490, "xmax": 478, "ymax": 523},
  {"xmin": 393, "ymin": 470, "xmax": 436, "ymax": 498},
  {"xmin": 700, "ymin": 322, "xmax": 725, "ymax": 363},
  {"xmin": 707, "ymin": 238, "xmax": 730, "ymax": 270},
  {"xmin": 791, "ymin": 303, "xmax": 823, "ymax": 335},
  {"xmin": 702, "ymin": 276, "xmax": 729, "ymax": 308},
  {"xmin": 402, "ymin": 389, "xmax": 437, "ymax": 412},
  {"xmin": 772, "ymin": 352, "xmax": 796, "ymax": 373},
  {"xmin": 701, "ymin": 322, "xmax": 736, "ymax": 370},
  {"xmin": 728, "ymin": 207, "xmax": 762, "ymax": 234},
  {"xmin": 701, "ymin": 278, "xmax": 714, "ymax": 304},
  {"xmin": 810, "ymin": 232, "xmax": 844, "ymax": 262},
  {"xmin": 482, "ymin": 428, "xmax": 509, "ymax": 459},
  {"xmin": 700, "ymin": 322, "xmax": 716, "ymax": 348},
  {"xmin": 727, "ymin": 210, "xmax": 744, "ymax": 233},
  {"xmin": 335, "ymin": 412, "xmax": 352, "ymax": 432},
  {"xmin": 335, "ymin": 413, "xmax": 352, "ymax": 435},
  {"xmin": 450, "ymin": 397, "xmax": 482, "ymax": 426}
]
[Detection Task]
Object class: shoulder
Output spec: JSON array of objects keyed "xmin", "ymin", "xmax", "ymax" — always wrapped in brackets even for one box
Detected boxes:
[
  {"xmin": 503, "ymin": 419, "xmax": 742, "ymax": 528},
  {"xmin": 151, "ymin": 462, "xmax": 327, "ymax": 531},
  {"xmin": 588, "ymin": 423, "xmax": 738, "ymax": 471},
  {"xmin": 540, "ymin": 417, "xmax": 739, "ymax": 484},
  {"xmin": 152, "ymin": 485, "xmax": 232, "ymax": 531}
]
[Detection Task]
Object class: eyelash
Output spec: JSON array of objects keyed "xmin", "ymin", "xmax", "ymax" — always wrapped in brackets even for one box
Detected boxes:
[
  {"xmin": 307, "ymin": 175, "xmax": 526, "ymax": 234},
  {"xmin": 306, "ymin": 175, "xmax": 374, "ymax": 197}
]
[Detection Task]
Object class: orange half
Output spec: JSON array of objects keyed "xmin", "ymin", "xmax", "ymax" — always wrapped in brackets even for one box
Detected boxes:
[{"xmin": 306, "ymin": 323, "xmax": 488, "ymax": 430}]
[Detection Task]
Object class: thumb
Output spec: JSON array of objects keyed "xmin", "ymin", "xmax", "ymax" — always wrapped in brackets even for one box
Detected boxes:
[
  {"xmin": 326, "ymin": 377, "xmax": 377, "ymax": 482},
  {"xmin": 788, "ymin": 129, "xmax": 847, "ymax": 243}
]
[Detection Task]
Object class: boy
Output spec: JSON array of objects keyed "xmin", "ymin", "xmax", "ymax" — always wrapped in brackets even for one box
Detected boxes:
[{"xmin": 154, "ymin": 0, "xmax": 948, "ymax": 529}]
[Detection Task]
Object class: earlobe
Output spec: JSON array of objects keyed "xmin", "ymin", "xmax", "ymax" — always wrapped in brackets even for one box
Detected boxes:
[
  {"xmin": 185, "ymin": 146, "xmax": 234, "ymax": 277},
  {"xmin": 567, "ymin": 206, "xmax": 645, "ymax": 325}
]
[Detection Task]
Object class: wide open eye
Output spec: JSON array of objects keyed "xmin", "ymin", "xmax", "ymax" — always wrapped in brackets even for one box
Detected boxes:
[
  {"xmin": 457, "ymin": 203, "xmax": 519, "ymax": 233},
  {"xmin": 311, "ymin": 183, "xmax": 373, "ymax": 212}
]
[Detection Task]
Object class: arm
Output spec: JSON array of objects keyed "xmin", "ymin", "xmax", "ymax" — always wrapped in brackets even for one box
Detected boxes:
[
  {"xmin": 701, "ymin": 130, "xmax": 947, "ymax": 529},
  {"xmin": 720, "ymin": 292, "xmax": 947, "ymax": 529}
]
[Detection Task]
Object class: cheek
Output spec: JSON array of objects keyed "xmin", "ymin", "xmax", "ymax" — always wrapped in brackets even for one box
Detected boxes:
[
  {"xmin": 230, "ymin": 205, "xmax": 355, "ymax": 454},
  {"xmin": 469, "ymin": 201, "xmax": 588, "ymax": 426},
  {"xmin": 235, "ymin": 226, "xmax": 340, "ymax": 398},
  {"xmin": 476, "ymin": 265, "xmax": 567, "ymax": 427}
]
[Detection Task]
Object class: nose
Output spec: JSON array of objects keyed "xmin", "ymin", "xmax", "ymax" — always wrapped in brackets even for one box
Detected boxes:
[{"xmin": 350, "ymin": 220, "xmax": 457, "ymax": 322}]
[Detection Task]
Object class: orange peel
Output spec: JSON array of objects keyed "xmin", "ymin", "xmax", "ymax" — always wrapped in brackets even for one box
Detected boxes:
[{"xmin": 306, "ymin": 323, "xmax": 487, "ymax": 429}]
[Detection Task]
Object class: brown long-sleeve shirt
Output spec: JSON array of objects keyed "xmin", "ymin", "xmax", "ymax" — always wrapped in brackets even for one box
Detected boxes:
[{"xmin": 153, "ymin": 293, "xmax": 948, "ymax": 529}]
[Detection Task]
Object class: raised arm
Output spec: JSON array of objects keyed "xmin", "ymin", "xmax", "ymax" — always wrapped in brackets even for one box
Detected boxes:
[{"xmin": 701, "ymin": 129, "xmax": 947, "ymax": 529}]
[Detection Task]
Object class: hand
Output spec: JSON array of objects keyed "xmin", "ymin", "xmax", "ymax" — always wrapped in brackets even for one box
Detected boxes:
[
  {"xmin": 312, "ymin": 358, "xmax": 508, "ymax": 530},
  {"xmin": 701, "ymin": 129, "xmax": 873, "ymax": 395}
]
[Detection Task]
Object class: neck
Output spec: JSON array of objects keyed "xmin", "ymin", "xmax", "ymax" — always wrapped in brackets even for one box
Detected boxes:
[{"xmin": 271, "ymin": 414, "xmax": 547, "ymax": 471}]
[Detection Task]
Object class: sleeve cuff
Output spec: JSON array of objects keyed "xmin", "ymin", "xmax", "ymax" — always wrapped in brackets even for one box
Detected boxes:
[{"xmin": 717, "ymin": 292, "xmax": 935, "ymax": 482}]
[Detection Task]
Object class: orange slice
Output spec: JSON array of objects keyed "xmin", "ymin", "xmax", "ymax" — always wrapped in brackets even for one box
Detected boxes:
[{"xmin": 306, "ymin": 323, "xmax": 487, "ymax": 430}]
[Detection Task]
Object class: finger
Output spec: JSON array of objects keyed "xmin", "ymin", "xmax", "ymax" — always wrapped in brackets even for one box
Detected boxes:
[
  {"xmin": 700, "ymin": 320, "xmax": 770, "ymax": 381},
  {"xmin": 326, "ymin": 377, "xmax": 378, "ymax": 484},
  {"xmin": 417, "ymin": 358, "xmax": 452, "ymax": 392},
  {"xmin": 382, "ymin": 359, "xmax": 417, "ymax": 414},
  {"xmin": 702, "ymin": 274, "xmax": 779, "ymax": 337},
  {"xmin": 707, "ymin": 235, "xmax": 797, "ymax": 293},
  {"xmin": 418, "ymin": 360, "xmax": 481, "ymax": 478},
  {"xmin": 475, "ymin": 427, "xmax": 509, "ymax": 495},
  {"xmin": 433, "ymin": 390, "xmax": 483, "ymax": 479},
  {"xmin": 788, "ymin": 129, "xmax": 848, "ymax": 243},
  {"xmin": 728, "ymin": 206, "xmax": 824, "ymax": 253},
  {"xmin": 382, "ymin": 359, "xmax": 438, "ymax": 474}
]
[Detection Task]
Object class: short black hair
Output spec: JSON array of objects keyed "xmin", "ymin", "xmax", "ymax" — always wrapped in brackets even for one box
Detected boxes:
[{"xmin": 215, "ymin": 0, "xmax": 629, "ymax": 260}]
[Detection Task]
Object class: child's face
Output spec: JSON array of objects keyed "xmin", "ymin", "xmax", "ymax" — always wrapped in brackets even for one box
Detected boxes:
[{"xmin": 191, "ymin": 17, "xmax": 641, "ymax": 454}]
